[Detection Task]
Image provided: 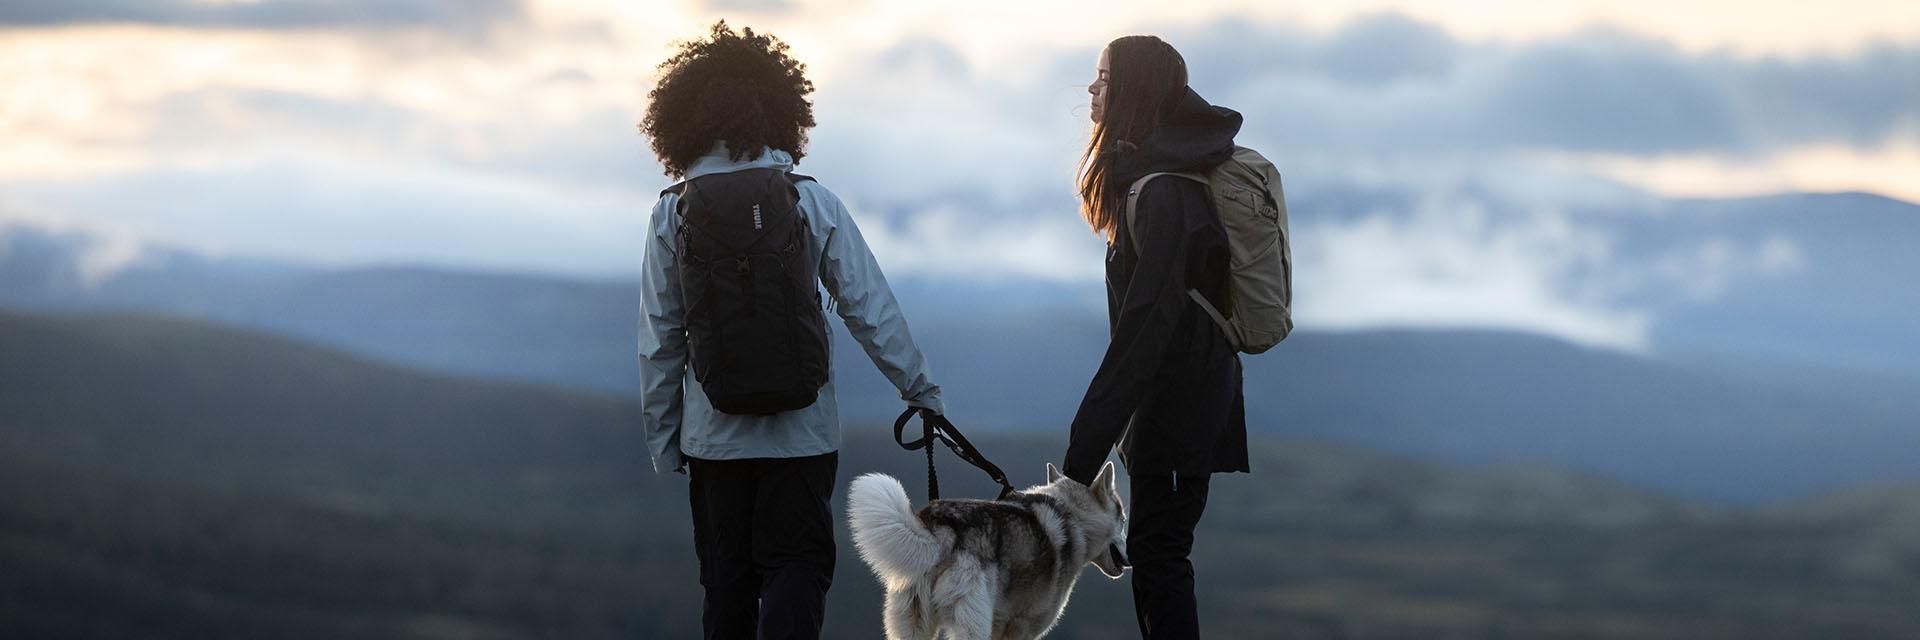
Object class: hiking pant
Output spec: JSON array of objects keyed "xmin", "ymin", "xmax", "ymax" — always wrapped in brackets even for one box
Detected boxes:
[
  {"xmin": 1129, "ymin": 472, "xmax": 1212, "ymax": 640},
  {"xmin": 687, "ymin": 452, "xmax": 838, "ymax": 640}
]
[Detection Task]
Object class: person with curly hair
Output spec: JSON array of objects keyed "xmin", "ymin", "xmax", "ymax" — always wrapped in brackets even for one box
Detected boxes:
[{"xmin": 635, "ymin": 22, "xmax": 945, "ymax": 640}]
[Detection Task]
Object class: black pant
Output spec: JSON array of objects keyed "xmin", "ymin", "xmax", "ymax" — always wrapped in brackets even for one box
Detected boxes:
[
  {"xmin": 687, "ymin": 452, "xmax": 838, "ymax": 640},
  {"xmin": 1130, "ymin": 472, "xmax": 1211, "ymax": 639}
]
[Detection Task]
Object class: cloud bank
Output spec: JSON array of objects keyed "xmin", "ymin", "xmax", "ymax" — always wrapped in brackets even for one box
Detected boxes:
[
  {"xmin": 0, "ymin": 9, "xmax": 1899, "ymax": 350},
  {"xmin": 1168, "ymin": 13, "xmax": 1920, "ymax": 155}
]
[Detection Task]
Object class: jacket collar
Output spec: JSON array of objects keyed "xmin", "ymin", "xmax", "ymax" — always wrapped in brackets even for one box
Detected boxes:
[{"xmin": 682, "ymin": 142, "xmax": 795, "ymax": 182}]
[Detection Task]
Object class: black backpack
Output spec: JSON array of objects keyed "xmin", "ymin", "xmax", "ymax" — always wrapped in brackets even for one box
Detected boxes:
[{"xmin": 666, "ymin": 168, "xmax": 831, "ymax": 415}]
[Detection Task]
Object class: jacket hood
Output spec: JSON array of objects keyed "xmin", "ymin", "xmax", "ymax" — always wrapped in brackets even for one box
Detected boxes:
[{"xmin": 1111, "ymin": 86, "xmax": 1242, "ymax": 187}]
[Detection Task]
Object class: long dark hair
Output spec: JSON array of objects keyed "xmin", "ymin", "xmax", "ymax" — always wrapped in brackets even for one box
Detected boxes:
[
  {"xmin": 1077, "ymin": 35, "xmax": 1188, "ymax": 240},
  {"xmin": 641, "ymin": 21, "xmax": 815, "ymax": 179}
]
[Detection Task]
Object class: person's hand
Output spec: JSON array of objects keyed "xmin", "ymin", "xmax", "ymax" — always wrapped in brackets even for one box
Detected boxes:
[{"xmin": 673, "ymin": 461, "xmax": 689, "ymax": 477}]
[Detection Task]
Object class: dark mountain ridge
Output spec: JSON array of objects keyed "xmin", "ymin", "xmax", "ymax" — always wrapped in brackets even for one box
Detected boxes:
[{"xmin": 4, "ymin": 310, "xmax": 1919, "ymax": 638}]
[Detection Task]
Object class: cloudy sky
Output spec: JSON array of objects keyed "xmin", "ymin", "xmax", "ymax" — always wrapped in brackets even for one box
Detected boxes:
[{"xmin": 2, "ymin": 0, "xmax": 1916, "ymax": 351}]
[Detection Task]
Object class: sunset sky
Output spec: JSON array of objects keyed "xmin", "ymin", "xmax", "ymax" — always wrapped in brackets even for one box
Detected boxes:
[{"xmin": 2, "ymin": 0, "xmax": 1916, "ymax": 350}]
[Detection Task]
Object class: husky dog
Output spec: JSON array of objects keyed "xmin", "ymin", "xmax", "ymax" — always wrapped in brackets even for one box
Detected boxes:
[{"xmin": 847, "ymin": 462, "xmax": 1130, "ymax": 640}]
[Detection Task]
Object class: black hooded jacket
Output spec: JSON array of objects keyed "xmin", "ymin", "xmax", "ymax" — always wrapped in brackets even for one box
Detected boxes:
[{"xmin": 1063, "ymin": 87, "xmax": 1251, "ymax": 484}]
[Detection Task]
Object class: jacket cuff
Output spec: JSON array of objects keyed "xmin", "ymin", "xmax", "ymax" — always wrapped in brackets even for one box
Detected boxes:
[
  {"xmin": 906, "ymin": 387, "xmax": 945, "ymax": 415},
  {"xmin": 651, "ymin": 447, "xmax": 684, "ymax": 475}
]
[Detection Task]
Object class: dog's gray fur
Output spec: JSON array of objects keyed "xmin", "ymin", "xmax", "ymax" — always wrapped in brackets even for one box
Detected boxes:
[{"xmin": 848, "ymin": 462, "xmax": 1128, "ymax": 640}]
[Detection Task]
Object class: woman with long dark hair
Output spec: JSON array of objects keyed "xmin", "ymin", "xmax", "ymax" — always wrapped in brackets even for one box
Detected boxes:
[{"xmin": 1062, "ymin": 35, "xmax": 1249, "ymax": 639}]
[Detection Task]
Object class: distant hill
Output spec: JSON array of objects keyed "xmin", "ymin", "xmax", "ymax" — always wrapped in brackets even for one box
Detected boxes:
[
  {"xmin": 0, "ymin": 224, "xmax": 644, "ymax": 396},
  {"xmin": 6, "ymin": 198, "xmax": 1920, "ymax": 504},
  {"xmin": 3, "ymin": 310, "xmax": 1919, "ymax": 638}
]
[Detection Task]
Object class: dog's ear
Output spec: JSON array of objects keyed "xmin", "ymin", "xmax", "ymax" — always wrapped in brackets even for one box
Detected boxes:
[
  {"xmin": 1046, "ymin": 463, "xmax": 1064, "ymax": 484},
  {"xmin": 1091, "ymin": 461, "xmax": 1117, "ymax": 498}
]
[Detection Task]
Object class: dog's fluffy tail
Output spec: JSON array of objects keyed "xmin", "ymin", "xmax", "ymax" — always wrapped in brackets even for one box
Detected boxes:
[{"xmin": 847, "ymin": 473, "xmax": 941, "ymax": 584}]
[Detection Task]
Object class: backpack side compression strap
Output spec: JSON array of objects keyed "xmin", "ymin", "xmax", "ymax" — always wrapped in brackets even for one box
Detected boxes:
[{"xmin": 1186, "ymin": 289, "xmax": 1233, "ymax": 336}]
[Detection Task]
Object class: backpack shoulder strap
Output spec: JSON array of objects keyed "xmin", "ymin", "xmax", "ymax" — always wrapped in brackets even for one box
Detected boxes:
[{"xmin": 1122, "ymin": 171, "xmax": 1207, "ymax": 255}]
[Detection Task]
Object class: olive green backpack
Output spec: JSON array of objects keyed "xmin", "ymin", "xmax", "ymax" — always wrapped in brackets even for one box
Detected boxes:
[{"xmin": 1124, "ymin": 146, "xmax": 1293, "ymax": 354}]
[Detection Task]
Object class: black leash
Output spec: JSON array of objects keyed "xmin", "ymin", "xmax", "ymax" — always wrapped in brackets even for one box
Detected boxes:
[{"xmin": 892, "ymin": 407, "xmax": 1016, "ymax": 502}]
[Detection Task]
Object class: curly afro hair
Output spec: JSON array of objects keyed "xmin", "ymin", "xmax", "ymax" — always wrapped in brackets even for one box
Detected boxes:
[{"xmin": 640, "ymin": 21, "xmax": 816, "ymax": 180}]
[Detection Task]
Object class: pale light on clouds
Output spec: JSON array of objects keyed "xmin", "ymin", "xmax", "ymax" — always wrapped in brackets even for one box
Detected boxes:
[
  {"xmin": 70, "ymin": 228, "xmax": 145, "ymax": 288},
  {"xmin": 4, "ymin": 151, "xmax": 648, "ymax": 277},
  {"xmin": 858, "ymin": 205, "xmax": 1106, "ymax": 284},
  {"xmin": 1577, "ymin": 142, "xmax": 1920, "ymax": 204},
  {"xmin": 1297, "ymin": 200, "xmax": 1653, "ymax": 351},
  {"xmin": 1642, "ymin": 235, "xmax": 1806, "ymax": 302},
  {"xmin": 1334, "ymin": 0, "xmax": 1920, "ymax": 56}
]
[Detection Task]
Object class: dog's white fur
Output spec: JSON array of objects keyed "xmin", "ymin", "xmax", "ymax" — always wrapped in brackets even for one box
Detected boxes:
[
  {"xmin": 849, "ymin": 462, "xmax": 1128, "ymax": 640},
  {"xmin": 846, "ymin": 469, "xmax": 948, "ymax": 585}
]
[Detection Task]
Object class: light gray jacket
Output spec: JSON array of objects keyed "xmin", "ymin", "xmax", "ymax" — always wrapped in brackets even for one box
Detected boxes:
[{"xmin": 638, "ymin": 145, "xmax": 943, "ymax": 474}]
